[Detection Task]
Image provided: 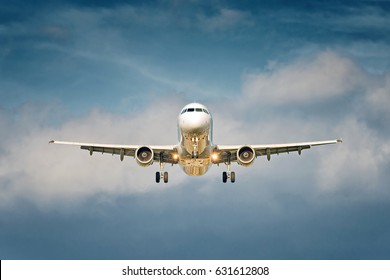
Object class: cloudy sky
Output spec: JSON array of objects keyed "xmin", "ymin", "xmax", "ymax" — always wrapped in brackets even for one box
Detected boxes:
[{"xmin": 1, "ymin": 0, "xmax": 390, "ymax": 259}]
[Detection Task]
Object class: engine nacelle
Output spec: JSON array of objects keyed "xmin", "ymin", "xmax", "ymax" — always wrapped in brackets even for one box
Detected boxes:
[
  {"xmin": 237, "ymin": 146, "xmax": 256, "ymax": 166},
  {"xmin": 135, "ymin": 146, "xmax": 154, "ymax": 167}
]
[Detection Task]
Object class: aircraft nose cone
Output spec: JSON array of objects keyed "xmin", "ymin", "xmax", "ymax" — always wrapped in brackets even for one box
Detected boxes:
[{"xmin": 180, "ymin": 114, "xmax": 210, "ymax": 132}]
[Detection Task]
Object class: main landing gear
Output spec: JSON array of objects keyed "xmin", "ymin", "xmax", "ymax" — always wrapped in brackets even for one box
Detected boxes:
[
  {"xmin": 156, "ymin": 171, "xmax": 168, "ymax": 183},
  {"xmin": 156, "ymin": 152, "xmax": 168, "ymax": 183},
  {"xmin": 222, "ymin": 152, "xmax": 235, "ymax": 183},
  {"xmin": 222, "ymin": 171, "xmax": 235, "ymax": 183}
]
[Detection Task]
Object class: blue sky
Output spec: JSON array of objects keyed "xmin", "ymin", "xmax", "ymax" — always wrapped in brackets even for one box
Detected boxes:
[{"xmin": 1, "ymin": 0, "xmax": 390, "ymax": 259}]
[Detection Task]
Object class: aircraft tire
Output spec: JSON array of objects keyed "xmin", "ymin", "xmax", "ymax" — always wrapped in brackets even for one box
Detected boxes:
[
  {"xmin": 222, "ymin": 172, "xmax": 227, "ymax": 183},
  {"xmin": 163, "ymin": 172, "xmax": 168, "ymax": 183},
  {"xmin": 231, "ymin": 172, "xmax": 235, "ymax": 183},
  {"xmin": 156, "ymin": 172, "xmax": 160, "ymax": 183}
]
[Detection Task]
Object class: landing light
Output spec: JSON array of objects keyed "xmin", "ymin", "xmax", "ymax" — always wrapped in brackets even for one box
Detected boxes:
[
  {"xmin": 211, "ymin": 152, "xmax": 219, "ymax": 162},
  {"xmin": 173, "ymin": 153, "xmax": 179, "ymax": 160}
]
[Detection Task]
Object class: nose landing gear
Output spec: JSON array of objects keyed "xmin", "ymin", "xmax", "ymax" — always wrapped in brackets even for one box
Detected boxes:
[{"xmin": 191, "ymin": 137, "xmax": 199, "ymax": 158}]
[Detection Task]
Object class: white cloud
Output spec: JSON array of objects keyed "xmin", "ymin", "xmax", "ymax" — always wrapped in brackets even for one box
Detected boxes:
[
  {"xmin": 0, "ymin": 100, "xmax": 188, "ymax": 208},
  {"xmin": 2, "ymin": 49, "xmax": 390, "ymax": 209},
  {"xmin": 366, "ymin": 73, "xmax": 390, "ymax": 116},
  {"xmin": 316, "ymin": 117, "xmax": 390, "ymax": 192},
  {"xmin": 242, "ymin": 51, "xmax": 365, "ymax": 105},
  {"xmin": 238, "ymin": 50, "xmax": 390, "ymax": 197}
]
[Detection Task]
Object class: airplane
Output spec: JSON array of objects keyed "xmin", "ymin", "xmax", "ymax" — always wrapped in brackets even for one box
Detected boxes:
[{"xmin": 50, "ymin": 103, "xmax": 342, "ymax": 183}]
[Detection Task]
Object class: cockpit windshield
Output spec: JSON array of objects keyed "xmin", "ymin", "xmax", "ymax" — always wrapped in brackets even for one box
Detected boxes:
[{"xmin": 181, "ymin": 107, "xmax": 210, "ymax": 115}]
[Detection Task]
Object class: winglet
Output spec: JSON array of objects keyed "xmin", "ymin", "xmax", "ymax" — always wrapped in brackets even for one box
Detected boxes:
[
  {"xmin": 49, "ymin": 140, "xmax": 55, "ymax": 144},
  {"xmin": 337, "ymin": 139, "xmax": 343, "ymax": 143}
]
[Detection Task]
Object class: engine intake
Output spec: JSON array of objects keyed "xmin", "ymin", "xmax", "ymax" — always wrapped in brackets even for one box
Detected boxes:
[
  {"xmin": 135, "ymin": 146, "xmax": 154, "ymax": 166},
  {"xmin": 237, "ymin": 146, "xmax": 255, "ymax": 166}
]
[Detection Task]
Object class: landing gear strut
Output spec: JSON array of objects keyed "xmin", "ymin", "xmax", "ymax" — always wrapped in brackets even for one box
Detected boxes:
[
  {"xmin": 156, "ymin": 152, "xmax": 168, "ymax": 183},
  {"xmin": 191, "ymin": 137, "xmax": 199, "ymax": 158},
  {"xmin": 222, "ymin": 152, "xmax": 235, "ymax": 183}
]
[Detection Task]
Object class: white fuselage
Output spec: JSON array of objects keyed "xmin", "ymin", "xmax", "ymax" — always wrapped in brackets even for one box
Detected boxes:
[{"xmin": 177, "ymin": 103, "xmax": 213, "ymax": 176}]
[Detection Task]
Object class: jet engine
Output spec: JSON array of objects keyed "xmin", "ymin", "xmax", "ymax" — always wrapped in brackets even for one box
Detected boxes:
[
  {"xmin": 237, "ymin": 146, "xmax": 256, "ymax": 166},
  {"xmin": 135, "ymin": 146, "xmax": 154, "ymax": 166}
]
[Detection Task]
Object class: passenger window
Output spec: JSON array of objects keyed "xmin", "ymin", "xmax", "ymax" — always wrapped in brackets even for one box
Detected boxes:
[
  {"xmin": 187, "ymin": 108, "xmax": 194, "ymax": 112},
  {"xmin": 196, "ymin": 108, "xmax": 202, "ymax": 112}
]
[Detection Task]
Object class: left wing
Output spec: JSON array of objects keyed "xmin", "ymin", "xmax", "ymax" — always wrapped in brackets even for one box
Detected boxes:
[
  {"xmin": 213, "ymin": 139, "xmax": 342, "ymax": 164},
  {"xmin": 49, "ymin": 140, "xmax": 178, "ymax": 164}
]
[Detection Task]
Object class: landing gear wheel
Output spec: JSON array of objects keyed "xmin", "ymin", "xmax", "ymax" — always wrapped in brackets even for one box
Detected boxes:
[
  {"xmin": 222, "ymin": 172, "xmax": 227, "ymax": 183},
  {"xmin": 155, "ymin": 172, "xmax": 160, "ymax": 183},
  {"xmin": 163, "ymin": 172, "xmax": 168, "ymax": 183},
  {"xmin": 230, "ymin": 171, "xmax": 235, "ymax": 183}
]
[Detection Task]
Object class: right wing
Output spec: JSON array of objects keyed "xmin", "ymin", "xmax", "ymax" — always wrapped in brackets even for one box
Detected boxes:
[
  {"xmin": 213, "ymin": 139, "xmax": 342, "ymax": 164},
  {"xmin": 49, "ymin": 140, "xmax": 179, "ymax": 164}
]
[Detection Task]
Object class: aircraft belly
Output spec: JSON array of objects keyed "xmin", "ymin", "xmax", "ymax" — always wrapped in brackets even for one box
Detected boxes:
[
  {"xmin": 180, "ymin": 158, "xmax": 211, "ymax": 176},
  {"xmin": 178, "ymin": 117, "xmax": 213, "ymax": 176}
]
